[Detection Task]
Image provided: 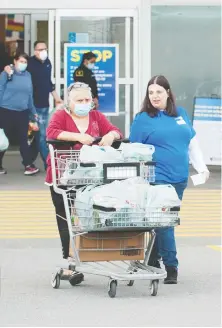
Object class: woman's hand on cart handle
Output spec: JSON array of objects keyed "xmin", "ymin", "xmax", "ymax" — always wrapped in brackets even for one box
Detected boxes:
[
  {"xmin": 46, "ymin": 137, "xmax": 130, "ymax": 147},
  {"xmin": 76, "ymin": 134, "xmax": 95, "ymax": 145},
  {"xmin": 47, "ymin": 135, "xmax": 99, "ymax": 146}
]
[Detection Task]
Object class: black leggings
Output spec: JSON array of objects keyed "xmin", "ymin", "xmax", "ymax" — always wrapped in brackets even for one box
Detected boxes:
[
  {"xmin": 50, "ymin": 186, "xmax": 70, "ymax": 259},
  {"xmin": 0, "ymin": 107, "xmax": 32, "ymax": 167}
]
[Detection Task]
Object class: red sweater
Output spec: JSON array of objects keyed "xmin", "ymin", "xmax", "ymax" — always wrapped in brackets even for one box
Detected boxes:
[{"xmin": 45, "ymin": 109, "xmax": 123, "ymax": 184}]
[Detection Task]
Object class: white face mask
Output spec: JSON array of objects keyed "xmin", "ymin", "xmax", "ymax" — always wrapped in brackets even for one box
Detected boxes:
[
  {"xmin": 39, "ymin": 50, "xmax": 48, "ymax": 61},
  {"xmin": 87, "ymin": 63, "xmax": 95, "ymax": 70},
  {"xmin": 73, "ymin": 103, "xmax": 91, "ymax": 117}
]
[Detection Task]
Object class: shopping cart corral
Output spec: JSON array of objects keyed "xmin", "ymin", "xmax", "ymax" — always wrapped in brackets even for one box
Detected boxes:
[{"xmin": 47, "ymin": 139, "xmax": 180, "ymax": 298}]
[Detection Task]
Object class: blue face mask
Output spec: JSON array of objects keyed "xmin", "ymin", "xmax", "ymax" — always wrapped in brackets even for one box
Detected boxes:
[
  {"xmin": 18, "ymin": 63, "xmax": 27, "ymax": 72},
  {"xmin": 87, "ymin": 63, "xmax": 95, "ymax": 70},
  {"xmin": 74, "ymin": 103, "xmax": 91, "ymax": 117}
]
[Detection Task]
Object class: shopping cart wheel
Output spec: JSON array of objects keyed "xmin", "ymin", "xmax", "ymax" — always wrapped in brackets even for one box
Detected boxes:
[
  {"xmin": 127, "ymin": 280, "xmax": 134, "ymax": 286},
  {"xmin": 51, "ymin": 273, "xmax": 60, "ymax": 289},
  {"xmin": 150, "ymin": 280, "xmax": 159, "ymax": 296},
  {"xmin": 69, "ymin": 272, "xmax": 84, "ymax": 286},
  {"xmin": 108, "ymin": 280, "xmax": 117, "ymax": 298}
]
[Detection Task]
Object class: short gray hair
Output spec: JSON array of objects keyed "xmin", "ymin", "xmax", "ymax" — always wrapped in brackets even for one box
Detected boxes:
[{"xmin": 67, "ymin": 82, "xmax": 92, "ymax": 97}]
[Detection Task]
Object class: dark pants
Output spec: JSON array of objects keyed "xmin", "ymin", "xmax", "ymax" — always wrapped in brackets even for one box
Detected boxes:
[
  {"xmin": 0, "ymin": 107, "xmax": 32, "ymax": 167},
  {"xmin": 149, "ymin": 180, "xmax": 188, "ymax": 268},
  {"xmin": 29, "ymin": 131, "xmax": 40, "ymax": 163},
  {"xmin": 50, "ymin": 186, "xmax": 70, "ymax": 259}
]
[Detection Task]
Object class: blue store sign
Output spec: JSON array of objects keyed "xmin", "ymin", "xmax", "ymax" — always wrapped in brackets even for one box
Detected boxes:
[{"xmin": 64, "ymin": 43, "xmax": 119, "ymax": 116}]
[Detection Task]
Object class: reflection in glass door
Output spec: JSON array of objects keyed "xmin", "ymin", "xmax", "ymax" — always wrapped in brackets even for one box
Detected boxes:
[{"xmin": 51, "ymin": 9, "xmax": 138, "ymax": 136}]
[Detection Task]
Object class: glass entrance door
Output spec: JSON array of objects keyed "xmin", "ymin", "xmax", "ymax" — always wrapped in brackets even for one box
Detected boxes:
[{"xmin": 49, "ymin": 8, "xmax": 139, "ymax": 136}]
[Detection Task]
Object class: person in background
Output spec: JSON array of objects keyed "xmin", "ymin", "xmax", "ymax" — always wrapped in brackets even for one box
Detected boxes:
[
  {"xmin": 130, "ymin": 75, "xmax": 210, "ymax": 284},
  {"xmin": 0, "ymin": 53, "xmax": 39, "ymax": 175},
  {"xmin": 46, "ymin": 82, "xmax": 122, "ymax": 284},
  {"xmin": 5, "ymin": 41, "xmax": 63, "ymax": 170},
  {"xmin": 29, "ymin": 41, "xmax": 63, "ymax": 169},
  {"xmin": 0, "ymin": 42, "xmax": 12, "ymax": 73},
  {"xmin": 73, "ymin": 52, "xmax": 99, "ymax": 109}
]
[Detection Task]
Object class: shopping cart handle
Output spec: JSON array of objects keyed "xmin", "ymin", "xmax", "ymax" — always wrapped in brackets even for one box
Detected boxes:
[
  {"xmin": 46, "ymin": 138, "xmax": 130, "ymax": 148},
  {"xmin": 170, "ymin": 206, "xmax": 180, "ymax": 212},
  {"xmin": 47, "ymin": 139, "xmax": 77, "ymax": 146}
]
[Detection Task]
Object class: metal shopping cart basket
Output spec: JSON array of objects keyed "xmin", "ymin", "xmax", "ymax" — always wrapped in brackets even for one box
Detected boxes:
[{"xmin": 48, "ymin": 139, "xmax": 180, "ymax": 298}]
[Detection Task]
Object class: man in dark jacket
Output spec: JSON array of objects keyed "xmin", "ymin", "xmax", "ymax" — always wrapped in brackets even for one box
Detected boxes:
[
  {"xmin": 73, "ymin": 52, "xmax": 99, "ymax": 109},
  {"xmin": 27, "ymin": 41, "xmax": 62, "ymax": 169}
]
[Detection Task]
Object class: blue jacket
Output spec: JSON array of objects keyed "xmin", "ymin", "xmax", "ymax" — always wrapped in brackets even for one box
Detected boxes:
[
  {"xmin": 0, "ymin": 70, "xmax": 36, "ymax": 115},
  {"xmin": 27, "ymin": 56, "xmax": 54, "ymax": 108}
]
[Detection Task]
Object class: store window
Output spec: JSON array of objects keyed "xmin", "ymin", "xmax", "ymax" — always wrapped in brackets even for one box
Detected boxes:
[
  {"xmin": 151, "ymin": 6, "xmax": 221, "ymax": 118},
  {"xmin": 60, "ymin": 17, "xmax": 133, "ymax": 78}
]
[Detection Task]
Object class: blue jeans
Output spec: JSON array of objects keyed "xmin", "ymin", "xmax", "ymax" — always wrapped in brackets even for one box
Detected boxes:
[
  {"xmin": 151, "ymin": 180, "xmax": 188, "ymax": 268},
  {"xmin": 36, "ymin": 107, "xmax": 49, "ymax": 168}
]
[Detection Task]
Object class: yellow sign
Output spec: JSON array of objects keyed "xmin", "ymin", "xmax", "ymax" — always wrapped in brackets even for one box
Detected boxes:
[{"xmin": 71, "ymin": 49, "xmax": 113, "ymax": 63}]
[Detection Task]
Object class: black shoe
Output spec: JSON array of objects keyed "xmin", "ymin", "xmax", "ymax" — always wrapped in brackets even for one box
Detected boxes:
[
  {"xmin": 69, "ymin": 272, "xmax": 84, "ymax": 286},
  {"xmin": 164, "ymin": 266, "xmax": 178, "ymax": 284}
]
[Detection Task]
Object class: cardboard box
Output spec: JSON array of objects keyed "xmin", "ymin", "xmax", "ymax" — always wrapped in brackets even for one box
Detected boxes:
[{"xmin": 73, "ymin": 231, "xmax": 145, "ymax": 262}]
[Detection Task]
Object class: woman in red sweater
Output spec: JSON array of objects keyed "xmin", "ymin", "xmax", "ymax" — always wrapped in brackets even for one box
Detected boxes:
[{"xmin": 46, "ymin": 82, "xmax": 122, "ymax": 279}]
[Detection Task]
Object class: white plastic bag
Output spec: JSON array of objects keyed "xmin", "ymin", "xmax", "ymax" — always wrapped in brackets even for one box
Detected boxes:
[
  {"xmin": 79, "ymin": 145, "xmax": 123, "ymax": 163},
  {"xmin": 75, "ymin": 177, "xmax": 149, "ymax": 227},
  {"xmin": 120, "ymin": 143, "xmax": 155, "ymax": 162},
  {"xmin": 145, "ymin": 185, "xmax": 181, "ymax": 208},
  {"xmin": 75, "ymin": 185, "xmax": 96, "ymax": 228},
  {"xmin": 60, "ymin": 163, "xmax": 103, "ymax": 185},
  {"xmin": 145, "ymin": 185, "xmax": 181, "ymax": 225},
  {"xmin": 0, "ymin": 129, "xmax": 9, "ymax": 151}
]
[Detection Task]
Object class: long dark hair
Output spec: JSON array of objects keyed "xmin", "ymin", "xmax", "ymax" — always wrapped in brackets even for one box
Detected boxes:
[{"xmin": 141, "ymin": 75, "xmax": 177, "ymax": 117}]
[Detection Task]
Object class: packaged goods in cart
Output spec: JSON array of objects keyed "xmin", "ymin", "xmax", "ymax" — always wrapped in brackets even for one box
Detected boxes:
[
  {"xmin": 79, "ymin": 145, "xmax": 123, "ymax": 163},
  {"xmin": 74, "ymin": 178, "xmax": 180, "ymax": 230},
  {"xmin": 119, "ymin": 143, "xmax": 155, "ymax": 162},
  {"xmin": 60, "ymin": 162, "xmax": 103, "ymax": 185},
  {"xmin": 59, "ymin": 145, "xmax": 123, "ymax": 185}
]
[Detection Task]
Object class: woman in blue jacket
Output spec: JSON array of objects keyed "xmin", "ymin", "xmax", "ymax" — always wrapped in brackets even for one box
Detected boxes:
[
  {"xmin": 0, "ymin": 53, "xmax": 39, "ymax": 175},
  {"xmin": 130, "ymin": 75, "xmax": 209, "ymax": 284}
]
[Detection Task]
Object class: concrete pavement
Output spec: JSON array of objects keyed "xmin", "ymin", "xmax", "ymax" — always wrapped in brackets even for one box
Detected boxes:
[{"xmin": 0, "ymin": 237, "xmax": 221, "ymax": 327}]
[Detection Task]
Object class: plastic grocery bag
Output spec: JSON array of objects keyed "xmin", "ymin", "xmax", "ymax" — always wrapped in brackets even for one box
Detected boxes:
[
  {"xmin": 75, "ymin": 185, "xmax": 96, "ymax": 229},
  {"xmin": 119, "ymin": 143, "xmax": 155, "ymax": 162},
  {"xmin": 75, "ymin": 177, "xmax": 148, "ymax": 228},
  {"xmin": 145, "ymin": 185, "xmax": 181, "ymax": 225},
  {"xmin": 79, "ymin": 145, "xmax": 123, "ymax": 163},
  {"xmin": 0, "ymin": 129, "xmax": 9, "ymax": 151},
  {"xmin": 60, "ymin": 162, "xmax": 103, "ymax": 185},
  {"xmin": 146, "ymin": 185, "xmax": 181, "ymax": 208}
]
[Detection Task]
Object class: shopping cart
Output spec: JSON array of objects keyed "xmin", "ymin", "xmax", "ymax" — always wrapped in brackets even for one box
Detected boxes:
[{"xmin": 48, "ymin": 139, "xmax": 180, "ymax": 298}]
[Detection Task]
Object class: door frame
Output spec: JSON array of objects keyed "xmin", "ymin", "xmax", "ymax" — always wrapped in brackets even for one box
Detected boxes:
[{"xmin": 30, "ymin": 13, "xmax": 48, "ymax": 55}]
